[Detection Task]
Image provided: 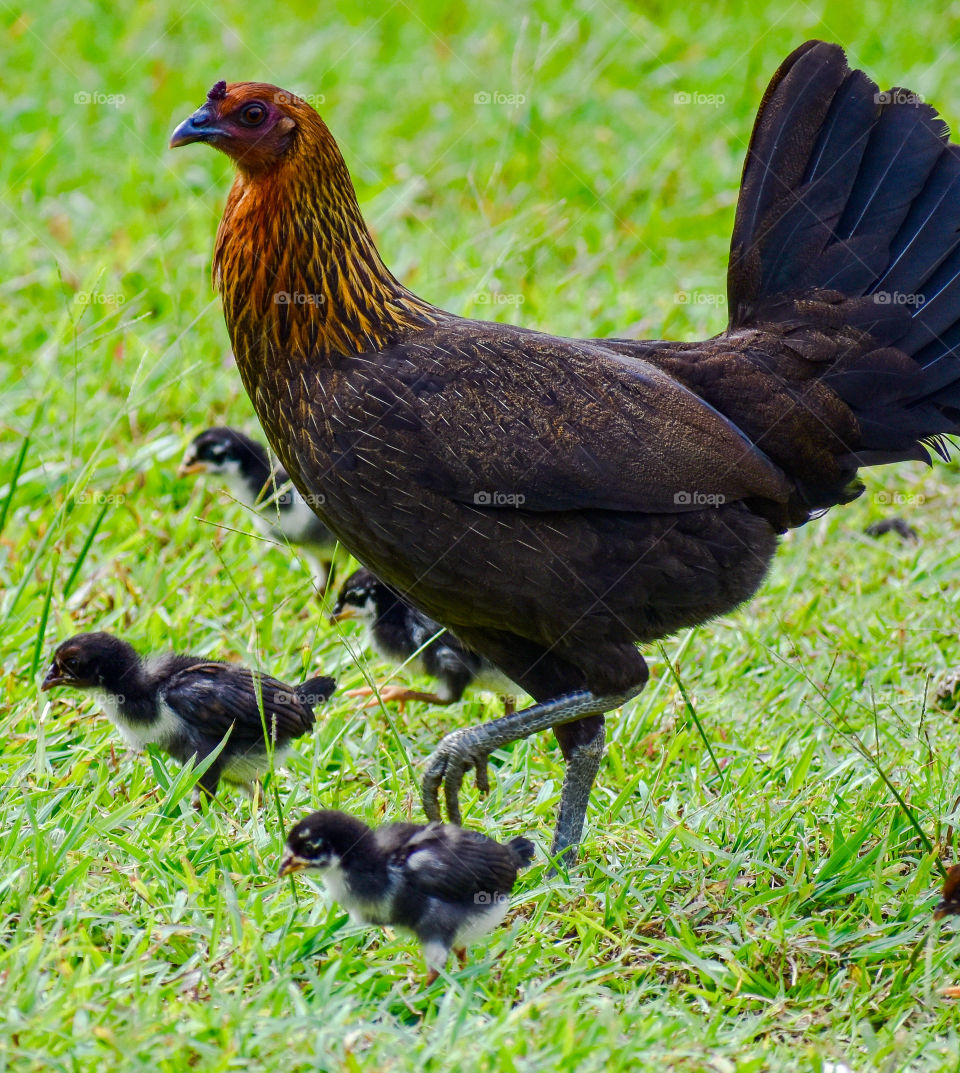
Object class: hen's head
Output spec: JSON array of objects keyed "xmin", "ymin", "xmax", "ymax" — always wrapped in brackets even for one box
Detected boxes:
[{"xmin": 170, "ymin": 81, "xmax": 324, "ymax": 175}]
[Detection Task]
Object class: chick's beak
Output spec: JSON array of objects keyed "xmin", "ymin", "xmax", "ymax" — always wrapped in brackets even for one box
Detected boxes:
[
  {"xmin": 41, "ymin": 663, "xmax": 65, "ymax": 692},
  {"xmin": 329, "ymin": 606, "xmax": 357, "ymax": 624},
  {"xmin": 177, "ymin": 459, "xmax": 208, "ymax": 478},
  {"xmin": 278, "ymin": 852, "xmax": 310, "ymax": 878},
  {"xmin": 170, "ymin": 104, "xmax": 225, "ymax": 148}
]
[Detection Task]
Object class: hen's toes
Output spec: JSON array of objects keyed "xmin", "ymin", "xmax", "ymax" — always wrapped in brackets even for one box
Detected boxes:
[{"xmin": 422, "ymin": 729, "xmax": 491, "ymax": 823}]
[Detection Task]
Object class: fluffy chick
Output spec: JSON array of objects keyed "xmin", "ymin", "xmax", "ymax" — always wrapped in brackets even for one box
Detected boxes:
[
  {"xmin": 179, "ymin": 426, "xmax": 337, "ymax": 588},
  {"xmin": 279, "ymin": 809, "xmax": 534, "ymax": 983},
  {"xmin": 332, "ymin": 569, "xmax": 519, "ymax": 712},
  {"xmin": 42, "ymin": 631, "xmax": 334, "ymax": 798}
]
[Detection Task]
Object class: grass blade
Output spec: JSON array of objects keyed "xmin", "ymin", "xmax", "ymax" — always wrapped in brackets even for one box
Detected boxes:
[{"xmin": 0, "ymin": 433, "xmax": 29, "ymax": 538}]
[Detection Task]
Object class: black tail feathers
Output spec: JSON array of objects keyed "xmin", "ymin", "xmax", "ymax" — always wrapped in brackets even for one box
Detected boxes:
[
  {"xmin": 295, "ymin": 675, "xmax": 337, "ymax": 709},
  {"xmin": 730, "ymin": 41, "xmax": 960, "ymax": 465},
  {"xmin": 508, "ymin": 836, "xmax": 535, "ymax": 868}
]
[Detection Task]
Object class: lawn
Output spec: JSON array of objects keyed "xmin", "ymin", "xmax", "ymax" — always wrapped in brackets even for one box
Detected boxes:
[{"xmin": 5, "ymin": 0, "xmax": 960, "ymax": 1069}]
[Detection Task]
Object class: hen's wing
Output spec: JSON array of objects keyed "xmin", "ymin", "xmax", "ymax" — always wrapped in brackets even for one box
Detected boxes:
[{"xmin": 345, "ymin": 323, "xmax": 792, "ymax": 515}]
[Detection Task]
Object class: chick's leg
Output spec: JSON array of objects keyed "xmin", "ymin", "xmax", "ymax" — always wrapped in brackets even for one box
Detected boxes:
[
  {"xmin": 347, "ymin": 683, "xmax": 449, "ymax": 711},
  {"xmin": 192, "ymin": 759, "xmax": 223, "ymax": 808},
  {"xmin": 423, "ymin": 940, "xmax": 450, "ymax": 988}
]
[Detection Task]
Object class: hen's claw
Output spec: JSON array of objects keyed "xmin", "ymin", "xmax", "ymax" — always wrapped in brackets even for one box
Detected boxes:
[
  {"xmin": 474, "ymin": 758, "xmax": 491, "ymax": 795},
  {"xmin": 422, "ymin": 728, "xmax": 491, "ymax": 824}
]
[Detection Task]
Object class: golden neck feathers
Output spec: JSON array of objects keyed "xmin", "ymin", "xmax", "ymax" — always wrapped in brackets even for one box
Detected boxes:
[{"xmin": 213, "ymin": 110, "xmax": 440, "ymax": 367}]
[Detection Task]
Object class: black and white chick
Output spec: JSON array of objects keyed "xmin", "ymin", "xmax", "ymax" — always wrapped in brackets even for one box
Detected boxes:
[
  {"xmin": 41, "ymin": 631, "xmax": 335, "ymax": 799},
  {"xmin": 278, "ymin": 809, "xmax": 534, "ymax": 983},
  {"xmin": 179, "ymin": 426, "xmax": 338, "ymax": 588},
  {"xmin": 331, "ymin": 569, "xmax": 520, "ymax": 713}
]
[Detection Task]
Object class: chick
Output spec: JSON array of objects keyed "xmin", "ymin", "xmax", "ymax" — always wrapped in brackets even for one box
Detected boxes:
[
  {"xmin": 42, "ymin": 631, "xmax": 334, "ymax": 798},
  {"xmin": 179, "ymin": 426, "xmax": 337, "ymax": 588},
  {"xmin": 279, "ymin": 809, "xmax": 534, "ymax": 983},
  {"xmin": 331, "ymin": 569, "xmax": 519, "ymax": 712}
]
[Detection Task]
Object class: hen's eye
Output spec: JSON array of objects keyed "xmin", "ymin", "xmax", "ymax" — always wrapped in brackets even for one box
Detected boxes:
[{"xmin": 239, "ymin": 103, "xmax": 267, "ymax": 127}]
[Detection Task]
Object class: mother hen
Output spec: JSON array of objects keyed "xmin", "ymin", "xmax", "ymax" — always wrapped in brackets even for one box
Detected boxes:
[{"xmin": 171, "ymin": 43, "xmax": 960, "ymax": 860}]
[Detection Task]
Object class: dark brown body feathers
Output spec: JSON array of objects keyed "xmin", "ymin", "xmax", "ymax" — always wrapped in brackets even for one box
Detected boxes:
[{"xmin": 194, "ymin": 48, "xmax": 960, "ymax": 702}]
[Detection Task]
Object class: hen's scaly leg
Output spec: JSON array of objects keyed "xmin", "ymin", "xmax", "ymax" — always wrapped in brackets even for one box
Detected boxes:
[
  {"xmin": 553, "ymin": 715, "xmax": 606, "ymax": 860},
  {"xmin": 421, "ymin": 688, "xmax": 639, "ymax": 859}
]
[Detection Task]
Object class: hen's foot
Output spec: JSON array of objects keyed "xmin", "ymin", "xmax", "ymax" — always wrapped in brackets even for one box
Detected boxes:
[{"xmin": 421, "ymin": 690, "xmax": 630, "ymax": 833}]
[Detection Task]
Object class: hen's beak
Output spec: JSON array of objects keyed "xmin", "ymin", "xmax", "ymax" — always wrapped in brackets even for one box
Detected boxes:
[
  {"xmin": 329, "ymin": 607, "xmax": 357, "ymax": 624},
  {"xmin": 278, "ymin": 852, "xmax": 310, "ymax": 878},
  {"xmin": 170, "ymin": 105, "xmax": 225, "ymax": 148}
]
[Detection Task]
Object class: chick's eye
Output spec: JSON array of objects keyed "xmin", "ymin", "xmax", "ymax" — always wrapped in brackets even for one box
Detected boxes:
[{"xmin": 239, "ymin": 103, "xmax": 267, "ymax": 127}]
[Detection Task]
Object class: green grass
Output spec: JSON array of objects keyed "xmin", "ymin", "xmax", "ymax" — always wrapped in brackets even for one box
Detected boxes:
[{"xmin": 5, "ymin": 0, "xmax": 960, "ymax": 1068}]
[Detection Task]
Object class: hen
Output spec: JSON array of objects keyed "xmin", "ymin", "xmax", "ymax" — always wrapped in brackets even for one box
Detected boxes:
[{"xmin": 172, "ymin": 43, "xmax": 960, "ymax": 860}]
